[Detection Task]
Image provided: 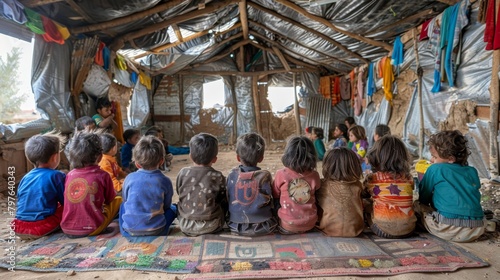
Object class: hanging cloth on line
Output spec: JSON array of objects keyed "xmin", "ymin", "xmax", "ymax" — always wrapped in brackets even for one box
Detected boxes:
[
  {"xmin": 484, "ymin": 0, "xmax": 500, "ymax": 50},
  {"xmin": 383, "ymin": 57, "xmax": 395, "ymax": 105}
]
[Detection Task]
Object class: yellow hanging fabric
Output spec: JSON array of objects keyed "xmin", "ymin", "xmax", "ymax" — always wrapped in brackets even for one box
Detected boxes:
[
  {"xmin": 54, "ymin": 22, "xmax": 71, "ymax": 40},
  {"xmin": 382, "ymin": 57, "xmax": 394, "ymax": 105},
  {"xmin": 115, "ymin": 55, "xmax": 127, "ymax": 70},
  {"xmin": 139, "ymin": 71, "xmax": 152, "ymax": 90}
]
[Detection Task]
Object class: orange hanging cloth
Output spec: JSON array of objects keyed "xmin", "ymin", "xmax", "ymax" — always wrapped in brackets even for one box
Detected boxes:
[{"xmin": 382, "ymin": 57, "xmax": 394, "ymax": 105}]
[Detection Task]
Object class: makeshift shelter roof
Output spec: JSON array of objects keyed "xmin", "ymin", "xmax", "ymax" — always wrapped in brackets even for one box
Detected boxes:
[{"xmin": 15, "ymin": 0, "xmax": 453, "ymax": 76}]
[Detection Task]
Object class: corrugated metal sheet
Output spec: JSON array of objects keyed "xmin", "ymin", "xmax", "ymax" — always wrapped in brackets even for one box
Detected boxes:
[{"xmin": 305, "ymin": 95, "xmax": 331, "ymax": 142}]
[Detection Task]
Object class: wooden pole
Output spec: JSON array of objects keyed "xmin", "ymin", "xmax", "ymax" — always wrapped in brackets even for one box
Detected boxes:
[
  {"xmin": 231, "ymin": 77, "xmax": 238, "ymax": 144},
  {"xmin": 293, "ymin": 73, "xmax": 301, "ymax": 135},
  {"xmin": 413, "ymin": 29, "xmax": 424, "ymax": 159},
  {"xmin": 489, "ymin": 0, "xmax": 500, "ymax": 177},
  {"xmin": 252, "ymin": 76, "xmax": 262, "ymax": 135},
  {"xmin": 179, "ymin": 75, "xmax": 185, "ymax": 144}
]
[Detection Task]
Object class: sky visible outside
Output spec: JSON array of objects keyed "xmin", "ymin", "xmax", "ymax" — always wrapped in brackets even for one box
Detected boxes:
[
  {"xmin": 0, "ymin": 33, "xmax": 35, "ymax": 111},
  {"xmin": 203, "ymin": 79, "xmax": 296, "ymax": 113}
]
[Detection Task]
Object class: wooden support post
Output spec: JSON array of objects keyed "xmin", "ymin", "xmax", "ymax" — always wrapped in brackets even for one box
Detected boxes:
[
  {"xmin": 179, "ymin": 75, "xmax": 185, "ymax": 144},
  {"xmin": 490, "ymin": 0, "xmax": 500, "ymax": 177},
  {"xmin": 293, "ymin": 73, "xmax": 301, "ymax": 135},
  {"xmin": 238, "ymin": 46, "xmax": 245, "ymax": 72},
  {"xmin": 413, "ymin": 29, "xmax": 424, "ymax": 159},
  {"xmin": 252, "ymin": 76, "xmax": 262, "ymax": 135},
  {"xmin": 231, "ymin": 77, "xmax": 238, "ymax": 144}
]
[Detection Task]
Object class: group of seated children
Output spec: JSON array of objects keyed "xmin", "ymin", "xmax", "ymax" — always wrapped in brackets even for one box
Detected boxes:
[{"xmin": 13, "ymin": 124, "xmax": 486, "ymax": 243}]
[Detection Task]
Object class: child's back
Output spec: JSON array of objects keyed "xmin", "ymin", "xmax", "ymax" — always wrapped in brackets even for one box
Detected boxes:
[
  {"xmin": 120, "ymin": 135, "xmax": 176, "ymax": 236},
  {"xmin": 317, "ymin": 147, "xmax": 364, "ymax": 237},
  {"xmin": 364, "ymin": 135, "xmax": 416, "ymax": 238},
  {"xmin": 176, "ymin": 133, "xmax": 227, "ymax": 236},
  {"xmin": 226, "ymin": 133, "xmax": 277, "ymax": 236},
  {"xmin": 417, "ymin": 130, "xmax": 484, "ymax": 242},
  {"xmin": 14, "ymin": 133, "xmax": 66, "ymax": 240},
  {"xmin": 273, "ymin": 136, "xmax": 321, "ymax": 234},
  {"xmin": 61, "ymin": 132, "xmax": 121, "ymax": 237}
]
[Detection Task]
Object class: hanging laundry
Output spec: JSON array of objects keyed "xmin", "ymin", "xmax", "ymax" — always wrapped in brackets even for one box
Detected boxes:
[
  {"xmin": 419, "ymin": 19, "xmax": 432, "ymax": 41},
  {"xmin": 103, "ymin": 46, "xmax": 110, "ymax": 71},
  {"xmin": 391, "ymin": 36, "xmax": 404, "ymax": 76},
  {"xmin": 41, "ymin": 16, "xmax": 64, "ymax": 44},
  {"xmin": 366, "ymin": 63, "xmax": 376, "ymax": 97},
  {"xmin": 130, "ymin": 71, "xmax": 138, "ymax": 84},
  {"xmin": 340, "ymin": 76, "xmax": 350, "ymax": 100},
  {"xmin": 484, "ymin": 0, "xmax": 500, "ymax": 50},
  {"xmin": 319, "ymin": 76, "xmax": 331, "ymax": 99},
  {"xmin": 54, "ymin": 22, "xmax": 70, "ymax": 40},
  {"xmin": 95, "ymin": 42, "xmax": 105, "ymax": 66},
  {"xmin": 331, "ymin": 76, "xmax": 341, "ymax": 106},
  {"xmin": 24, "ymin": 8, "xmax": 44, "ymax": 34},
  {"xmin": 115, "ymin": 55, "xmax": 127, "ymax": 70},
  {"xmin": 383, "ymin": 57, "xmax": 395, "ymax": 105},
  {"xmin": 139, "ymin": 71, "xmax": 152, "ymax": 90},
  {"xmin": 1, "ymin": 0, "xmax": 26, "ymax": 24},
  {"xmin": 355, "ymin": 67, "xmax": 364, "ymax": 116},
  {"xmin": 349, "ymin": 69, "xmax": 356, "ymax": 107}
]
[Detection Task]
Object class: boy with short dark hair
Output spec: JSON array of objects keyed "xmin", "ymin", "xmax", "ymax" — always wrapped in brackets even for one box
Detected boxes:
[
  {"xmin": 99, "ymin": 133, "xmax": 127, "ymax": 192},
  {"xmin": 93, "ymin": 97, "xmax": 117, "ymax": 131},
  {"xmin": 176, "ymin": 133, "xmax": 227, "ymax": 236},
  {"xmin": 121, "ymin": 128, "xmax": 140, "ymax": 172},
  {"xmin": 119, "ymin": 135, "xmax": 177, "ymax": 236},
  {"xmin": 13, "ymin": 132, "xmax": 66, "ymax": 240},
  {"xmin": 61, "ymin": 132, "xmax": 122, "ymax": 237},
  {"xmin": 227, "ymin": 132, "xmax": 277, "ymax": 236}
]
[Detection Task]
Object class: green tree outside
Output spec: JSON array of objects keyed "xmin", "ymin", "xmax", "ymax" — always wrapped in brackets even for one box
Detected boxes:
[{"xmin": 0, "ymin": 47, "xmax": 28, "ymax": 123}]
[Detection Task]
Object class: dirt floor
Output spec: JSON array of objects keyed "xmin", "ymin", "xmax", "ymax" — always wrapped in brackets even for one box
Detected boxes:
[{"xmin": 1, "ymin": 145, "xmax": 500, "ymax": 279}]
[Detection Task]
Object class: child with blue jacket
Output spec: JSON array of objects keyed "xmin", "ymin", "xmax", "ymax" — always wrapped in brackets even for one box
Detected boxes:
[{"xmin": 119, "ymin": 135, "xmax": 177, "ymax": 236}]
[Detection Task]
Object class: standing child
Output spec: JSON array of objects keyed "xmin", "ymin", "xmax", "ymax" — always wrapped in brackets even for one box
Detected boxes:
[
  {"xmin": 99, "ymin": 133, "xmax": 127, "ymax": 193},
  {"xmin": 273, "ymin": 136, "xmax": 321, "ymax": 234},
  {"xmin": 331, "ymin": 123, "xmax": 348, "ymax": 148},
  {"xmin": 349, "ymin": 125, "xmax": 369, "ymax": 171},
  {"xmin": 13, "ymin": 133, "xmax": 66, "ymax": 240},
  {"xmin": 121, "ymin": 128, "xmax": 140, "ymax": 173},
  {"xmin": 61, "ymin": 132, "xmax": 122, "ymax": 237},
  {"xmin": 92, "ymin": 97, "xmax": 117, "ymax": 131},
  {"xmin": 310, "ymin": 127, "xmax": 326, "ymax": 161},
  {"xmin": 364, "ymin": 135, "xmax": 416, "ymax": 238},
  {"xmin": 317, "ymin": 147, "xmax": 364, "ymax": 237},
  {"xmin": 417, "ymin": 130, "xmax": 484, "ymax": 242},
  {"xmin": 119, "ymin": 135, "xmax": 177, "ymax": 236},
  {"xmin": 227, "ymin": 132, "xmax": 277, "ymax": 236},
  {"xmin": 176, "ymin": 133, "xmax": 227, "ymax": 236}
]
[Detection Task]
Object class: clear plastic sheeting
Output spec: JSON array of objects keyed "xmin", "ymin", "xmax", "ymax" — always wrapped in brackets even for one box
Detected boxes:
[
  {"xmin": 235, "ymin": 76, "xmax": 256, "ymax": 135},
  {"xmin": 82, "ymin": 64, "xmax": 111, "ymax": 98},
  {"xmin": 114, "ymin": 68, "xmax": 135, "ymax": 88},
  {"xmin": 0, "ymin": 119, "xmax": 51, "ymax": 141},
  {"xmin": 182, "ymin": 76, "xmax": 203, "ymax": 140},
  {"xmin": 127, "ymin": 82, "xmax": 150, "ymax": 128},
  {"xmin": 467, "ymin": 120, "xmax": 490, "ymax": 179},
  {"xmin": 355, "ymin": 98, "xmax": 391, "ymax": 147},
  {"xmin": 31, "ymin": 36, "xmax": 74, "ymax": 133}
]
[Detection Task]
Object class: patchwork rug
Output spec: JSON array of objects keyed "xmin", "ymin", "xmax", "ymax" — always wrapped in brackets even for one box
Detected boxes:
[{"xmin": 0, "ymin": 227, "xmax": 488, "ymax": 279}]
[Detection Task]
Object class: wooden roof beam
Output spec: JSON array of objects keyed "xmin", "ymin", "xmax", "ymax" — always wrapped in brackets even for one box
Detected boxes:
[
  {"xmin": 274, "ymin": 0, "xmax": 392, "ymax": 52},
  {"xmin": 71, "ymin": 0, "xmax": 186, "ymax": 34},
  {"xmin": 249, "ymin": 20, "xmax": 356, "ymax": 68},
  {"xmin": 239, "ymin": 0, "xmax": 249, "ymax": 40},
  {"xmin": 189, "ymin": 39, "xmax": 252, "ymax": 68},
  {"xmin": 171, "ymin": 24, "xmax": 184, "ymax": 43},
  {"xmin": 131, "ymin": 22, "xmax": 244, "ymax": 60},
  {"xmin": 19, "ymin": 0, "xmax": 63, "ymax": 7},
  {"xmin": 364, "ymin": 8, "xmax": 436, "ymax": 36},
  {"xmin": 437, "ymin": 0, "xmax": 460, "ymax": 5},
  {"xmin": 247, "ymin": 41, "xmax": 318, "ymax": 72},
  {"xmin": 66, "ymin": 0, "xmax": 96, "ymax": 23},
  {"xmin": 248, "ymin": 1, "xmax": 369, "ymax": 64},
  {"xmin": 178, "ymin": 68, "xmax": 312, "ymax": 76},
  {"xmin": 271, "ymin": 45, "xmax": 291, "ymax": 71},
  {"xmin": 111, "ymin": 0, "xmax": 239, "ymax": 50}
]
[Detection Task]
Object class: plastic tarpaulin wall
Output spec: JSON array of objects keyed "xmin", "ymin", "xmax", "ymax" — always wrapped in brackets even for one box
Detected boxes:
[
  {"xmin": 127, "ymin": 82, "xmax": 150, "ymax": 127},
  {"xmin": 235, "ymin": 76, "xmax": 256, "ymax": 135},
  {"xmin": 31, "ymin": 36, "xmax": 74, "ymax": 133},
  {"xmin": 182, "ymin": 75, "xmax": 203, "ymax": 142}
]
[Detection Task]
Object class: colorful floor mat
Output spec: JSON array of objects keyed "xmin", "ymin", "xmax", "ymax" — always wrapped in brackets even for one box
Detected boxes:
[{"xmin": 1, "ymin": 227, "xmax": 488, "ymax": 279}]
